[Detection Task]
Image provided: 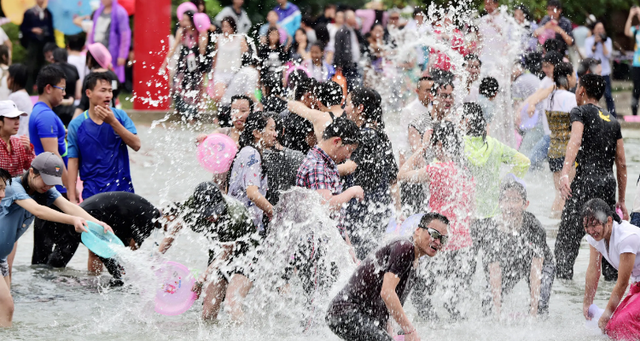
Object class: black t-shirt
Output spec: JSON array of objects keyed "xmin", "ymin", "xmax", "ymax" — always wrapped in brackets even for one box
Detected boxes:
[
  {"xmin": 348, "ymin": 127, "xmax": 398, "ymax": 200},
  {"xmin": 570, "ymin": 104, "xmax": 622, "ymax": 176},
  {"xmin": 77, "ymin": 70, "xmax": 120, "ymax": 112},
  {"xmin": 481, "ymin": 212, "xmax": 553, "ymax": 288},
  {"xmin": 279, "ymin": 109, "xmax": 314, "ymax": 153},
  {"xmin": 53, "ymin": 62, "xmax": 80, "ymax": 126},
  {"xmin": 327, "ymin": 238, "xmax": 416, "ymax": 325},
  {"xmin": 263, "ymin": 147, "xmax": 305, "ymax": 205},
  {"xmin": 79, "ymin": 192, "xmax": 160, "ymax": 246}
]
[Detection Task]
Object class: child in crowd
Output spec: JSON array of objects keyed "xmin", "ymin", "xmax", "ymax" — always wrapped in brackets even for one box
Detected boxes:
[
  {"xmin": 478, "ymin": 76, "xmax": 499, "ymax": 124},
  {"xmin": 303, "ymin": 42, "xmax": 335, "ymax": 83}
]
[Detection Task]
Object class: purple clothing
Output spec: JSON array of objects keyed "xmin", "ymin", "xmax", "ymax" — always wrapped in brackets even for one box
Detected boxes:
[
  {"xmin": 88, "ymin": 0, "xmax": 131, "ymax": 82},
  {"xmin": 327, "ymin": 238, "xmax": 417, "ymax": 326}
]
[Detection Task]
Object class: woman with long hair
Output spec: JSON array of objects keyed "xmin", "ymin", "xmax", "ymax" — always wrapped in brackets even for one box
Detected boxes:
[
  {"xmin": 227, "ymin": 111, "xmax": 278, "ymax": 232},
  {"xmin": 209, "ymin": 16, "xmax": 249, "ymax": 103},
  {"xmin": 289, "ymin": 28, "xmax": 311, "ymax": 64}
]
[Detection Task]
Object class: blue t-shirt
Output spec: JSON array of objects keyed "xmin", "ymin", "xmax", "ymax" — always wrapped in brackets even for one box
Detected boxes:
[
  {"xmin": 631, "ymin": 27, "xmax": 640, "ymax": 67},
  {"xmin": 67, "ymin": 108, "xmax": 137, "ymax": 200},
  {"xmin": 0, "ymin": 176, "xmax": 61, "ymax": 260},
  {"xmin": 28, "ymin": 101, "xmax": 68, "ymax": 194}
]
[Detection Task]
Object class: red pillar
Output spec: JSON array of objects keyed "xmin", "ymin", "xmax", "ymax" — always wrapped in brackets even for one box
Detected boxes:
[{"xmin": 133, "ymin": 0, "xmax": 171, "ymax": 110}]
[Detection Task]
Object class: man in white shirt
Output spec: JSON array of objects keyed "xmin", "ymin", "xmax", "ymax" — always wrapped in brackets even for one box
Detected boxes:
[{"xmin": 585, "ymin": 22, "xmax": 615, "ymax": 116}]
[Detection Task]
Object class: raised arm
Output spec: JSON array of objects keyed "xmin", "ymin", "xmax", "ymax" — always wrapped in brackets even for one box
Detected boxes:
[
  {"xmin": 583, "ymin": 245, "xmax": 602, "ymax": 319},
  {"xmin": 615, "ymin": 138, "xmax": 629, "ymax": 219},
  {"xmin": 505, "ymin": 151, "xmax": 531, "ymax": 178},
  {"xmin": 397, "ymin": 146, "xmax": 430, "ymax": 183},
  {"xmin": 287, "ymin": 100, "xmax": 327, "ymax": 125},
  {"xmin": 625, "ymin": 8, "xmax": 637, "ymax": 38},
  {"xmin": 524, "ymin": 86, "xmax": 554, "ymax": 116},
  {"xmin": 98, "ymin": 106, "xmax": 141, "ymax": 151}
]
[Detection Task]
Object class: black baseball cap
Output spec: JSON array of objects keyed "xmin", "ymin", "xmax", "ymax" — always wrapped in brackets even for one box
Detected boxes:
[{"xmin": 192, "ymin": 182, "xmax": 227, "ymax": 219}]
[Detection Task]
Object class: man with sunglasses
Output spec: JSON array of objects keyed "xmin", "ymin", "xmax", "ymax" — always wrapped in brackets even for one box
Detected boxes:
[
  {"xmin": 481, "ymin": 180, "xmax": 555, "ymax": 317},
  {"xmin": 326, "ymin": 212, "xmax": 449, "ymax": 341}
]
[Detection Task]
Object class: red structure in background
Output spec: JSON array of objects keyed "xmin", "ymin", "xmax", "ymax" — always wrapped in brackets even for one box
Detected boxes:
[{"xmin": 133, "ymin": 0, "xmax": 171, "ymax": 110}]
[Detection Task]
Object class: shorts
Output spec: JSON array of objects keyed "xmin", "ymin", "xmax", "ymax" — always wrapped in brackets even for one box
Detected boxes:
[
  {"xmin": 0, "ymin": 259, "xmax": 8, "ymax": 277},
  {"xmin": 548, "ymin": 157, "xmax": 564, "ymax": 173},
  {"xmin": 208, "ymin": 249, "xmax": 250, "ymax": 281}
]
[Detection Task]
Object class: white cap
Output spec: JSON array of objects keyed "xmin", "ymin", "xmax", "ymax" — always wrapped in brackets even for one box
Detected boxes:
[{"xmin": 0, "ymin": 100, "xmax": 27, "ymax": 118}]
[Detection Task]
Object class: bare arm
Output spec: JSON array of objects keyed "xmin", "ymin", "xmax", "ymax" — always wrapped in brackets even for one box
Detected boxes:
[
  {"xmin": 616, "ymin": 138, "xmax": 629, "ymax": 219},
  {"xmin": 67, "ymin": 158, "xmax": 80, "ymax": 204},
  {"xmin": 408, "ymin": 126, "xmax": 422, "ymax": 153},
  {"xmin": 53, "ymin": 196, "xmax": 104, "ymax": 226},
  {"xmin": 529, "ymin": 257, "xmax": 543, "ymax": 316},
  {"xmin": 246, "ymin": 185, "xmax": 274, "ymax": 219},
  {"xmin": 381, "ymin": 272, "xmax": 416, "ymax": 336},
  {"xmin": 40, "ymin": 137, "xmax": 69, "ymax": 189},
  {"xmin": 524, "ymin": 86, "xmax": 554, "ymax": 115},
  {"xmin": 158, "ymin": 220, "xmax": 184, "ymax": 254},
  {"xmin": 489, "ymin": 262, "xmax": 502, "ymax": 317},
  {"xmin": 397, "ymin": 147, "xmax": 429, "ymax": 183},
  {"xmin": 625, "ymin": 10, "xmax": 636, "ymax": 37},
  {"xmin": 583, "ymin": 245, "xmax": 602, "ymax": 319},
  {"xmin": 559, "ymin": 121, "xmax": 583, "ymax": 199},
  {"xmin": 162, "ymin": 28, "xmax": 183, "ymax": 70},
  {"xmin": 287, "ymin": 100, "xmax": 327, "ymax": 126},
  {"xmin": 338, "ymin": 160, "xmax": 357, "ymax": 176},
  {"xmin": 316, "ymin": 187, "xmax": 363, "ymax": 211}
]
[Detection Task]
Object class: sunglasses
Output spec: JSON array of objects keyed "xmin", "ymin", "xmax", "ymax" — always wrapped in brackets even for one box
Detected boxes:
[{"xmin": 421, "ymin": 226, "xmax": 448, "ymax": 245}]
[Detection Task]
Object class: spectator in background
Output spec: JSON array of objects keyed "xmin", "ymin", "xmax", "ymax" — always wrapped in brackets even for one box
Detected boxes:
[
  {"xmin": 315, "ymin": 4, "xmax": 336, "ymax": 26},
  {"xmin": 356, "ymin": 0, "xmax": 388, "ymax": 35},
  {"xmin": 220, "ymin": 53, "xmax": 261, "ymax": 111},
  {"xmin": 626, "ymin": 6, "xmax": 640, "ymax": 116},
  {"xmin": 324, "ymin": 9, "xmax": 345, "ymax": 64},
  {"xmin": 513, "ymin": 4, "xmax": 538, "ymax": 54},
  {"xmin": 534, "ymin": 0, "xmax": 574, "ymax": 48},
  {"xmin": 274, "ymin": 0, "xmax": 302, "ymax": 39},
  {"xmin": 289, "ymin": 28, "xmax": 311, "ymax": 63},
  {"xmin": 210, "ymin": 17, "xmax": 248, "ymax": 103},
  {"xmin": 7, "ymin": 64, "xmax": 33, "ymax": 137},
  {"xmin": 66, "ymin": 34, "xmax": 87, "ymax": 104},
  {"xmin": 52, "ymin": 49, "xmax": 80, "ymax": 127},
  {"xmin": 303, "ymin": 42, "xmax": 335, "ymax": 83},
  {"xmin": 214, "ymin": 0, "xmax": 252, "ymax": 34},
  {"xmin": 577, "ymin": 58, "xmax": 602, "ymax": 79},
  {"xmin": 20, "ymin": 0, "xmax": 54, "ymax": 93},
  {"xmin": 0, "ymin": 46, "xmax": 10, "ymax": 101},
  {"xmin": 87, "ymin": 0, "xmax": 132, "ymax": 84},
  {"xmin": 74, "ymin": 43, "xmax": 120, "ymax": 119},
  {"xmin": 334, "ymin": 10, "xmax": 364, "ymax": 92},
  {"xmin": 0, "ymin": 27, "xmax": 12, "ymax": 54},
  {"xmin": 300, "ymin": 16, "xmax": 317, "ymax": 44},
  {"xmin": 43, "ymin": 42, "xmax": 57, "ymax": 65},
  {"xmin": 259, "ymin": 27, "xmax": 288, "ymax": 93},
  {"xmin": 585, "ymin": 22, "xmax": 614, "ymax": 116},
  {"xmin": 259, "ymin": 11, "xmax": 290, "ymax": 46}
]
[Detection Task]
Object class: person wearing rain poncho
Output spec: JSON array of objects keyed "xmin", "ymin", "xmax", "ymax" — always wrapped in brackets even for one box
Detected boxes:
[
  {"xmin": 462, "ymin": 102, "xmax": 531, "ymax": 260},
  {"xmin": 158, "ymin": 182, "xmax": 259, "ymax": 323}
]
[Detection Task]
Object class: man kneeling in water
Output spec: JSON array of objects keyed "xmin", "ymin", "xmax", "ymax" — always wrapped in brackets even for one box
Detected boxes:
[
  {"xmin": 158, "ymin": 182, "xmax": 259, "ymax": 322},
  {"xmin": 481, "ymin": 180, "xmax": 555, "ymax": 317},
  {"xmin": 325, "ymin": 212, "xmax": 449, "ymax": 341}
]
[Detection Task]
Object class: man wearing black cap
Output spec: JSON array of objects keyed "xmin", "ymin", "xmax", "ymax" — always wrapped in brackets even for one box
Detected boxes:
[{"xmin": 158, "ymin": 182, "xmax": 259, "ymax": 323}]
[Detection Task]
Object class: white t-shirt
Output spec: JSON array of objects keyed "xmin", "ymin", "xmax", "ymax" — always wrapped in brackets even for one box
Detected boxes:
[
  {"xmin": 537, "ymin": 76, "xmax": 555, "ymax": 135},
  {"xmin": 588, "ymin": 220, "xmax": 640, "ymax": 283},
  {"xmin": 220, "ymin": 67, "xmax": 259, "ymax": 106},
  {"xmin": 8, "ymin": 91, "xmax": 33, "ymax": 137}
]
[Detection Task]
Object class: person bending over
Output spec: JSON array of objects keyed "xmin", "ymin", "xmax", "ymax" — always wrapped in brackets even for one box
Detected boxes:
[{"xmin": 326, "ymin": 212, "xmax": 449, "ymax": 341}]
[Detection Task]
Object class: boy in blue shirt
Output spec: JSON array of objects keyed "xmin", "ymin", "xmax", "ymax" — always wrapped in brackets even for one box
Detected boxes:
[{"xmin": 66, "ymin": 72, "xmax": 140, "ymax": 204}]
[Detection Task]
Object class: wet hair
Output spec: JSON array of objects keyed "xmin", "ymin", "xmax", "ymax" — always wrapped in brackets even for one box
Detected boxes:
[
  {"xmin": 577, "ymin": 58, "xmax": 601, "ymax": 78},
  {"xmin": 523, "ymin": 52, "xmax": 543, "ymax": 76},
  {"xmin": 542, "ymin": 50, "xmax": 563, "ymax": 67},
  {"xmin": 322, "ymin": 116, "xmax": 360, "ymax": 145},
  {"xmin": 463, "ymin": 53, "xmax": 482, "ymax": 67},
  {"xmin": 431, "ymin": 72, "xmax": 455, "ymax": 96},
  {"xmin": 292, "ymin": 76, "xmax": 315, "ymax": 101},
  {"xmin": 85, "ymin": 72, "xmax": 112, "ymax": 91},
  {"xmin": 579, "ymin": 74, "xmax": 606, "ymax": 101},
  {"xmin": 417, "ymin": 76, "xmax": 433, "ymax": 89},
  {"xmin": 239, "ymin": 111, "xmax": 270, "ymax": 150},
  {"xmin": 514, "ymin": 4, "xmax": 533, "ymax": 21},
  {"xmin": 316, "ymin": 81, "xmax": 343, "ymax": 107},
  {"xmin": 230, "ymin": 94, "xmax": 254, "ymax": 114},
  {"xmin": 221, "ymin": 16, "xmax": 237, "ymax": 34},
  {"xmin": 553, "ymin": 62, "xmax": 573, "ymax": 89},
  {"xmin": 267, "ymin": 26, "xmax": 281, "ymax": 46},
  {"xmin": 288, "ymin": 69, "xmax": 309, "ymax": 91},
  {"xmin": 479, "ymin": 77, "xmax": 499, "ymax": 98},
  {"xmin": 67, "ymin": 33, "xmax": 86, "ymax": 52},
  {"xmin": 547, "ymin": 0, "xmax": 562, "ymax": 9},
  {"xmin": 350, "ymin": 87, "xmax": 383, "ymax": 126},
  {"xmin": 0, "ymin": 168, "xmax": 10, "ymax": 185},
  {"xmin": 499, "ymin": 179, "xmax": 528, "ymax": 202},
  {"xmin": 8, "ymin": 64, "xmax": 28, "ymax": 92},
  {"xmin": 463, "ymin": 102, "xmax": 486, "ymax": 139},
  {"xmin": 0, "ymin": 46, "xmax": 8, "ymax": 65},
  {"xmin": 430, "ymin": 121, "xmax": 461, "ymax": 158},
  {"xmin": 418, "ymin": 212, "xmax": 450, "ymax": 229},
  {"xmin": 581, "ymin": 198, "xmax": 621, "ymax": 228},
  {"xmin": 53, "ymin": 48, "xmax": 68, "ymax": 63},
  {"xmin": 543, "ymin": 38, "xmax": 566, "ymax": 55},
  {"xmin": 36, "ymin": 64, "xmax": 66, "ymax": 95}
]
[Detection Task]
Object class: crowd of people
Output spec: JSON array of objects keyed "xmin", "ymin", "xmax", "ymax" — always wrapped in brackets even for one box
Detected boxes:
[{"xmin": 2, "ymin": 0, "xmax": 640, "ymax": 340}]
